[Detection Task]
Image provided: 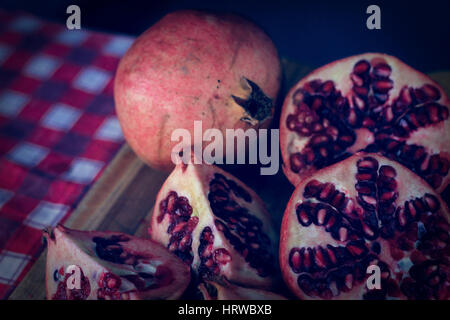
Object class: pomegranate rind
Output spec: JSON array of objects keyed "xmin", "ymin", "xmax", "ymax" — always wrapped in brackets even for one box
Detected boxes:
[
  {"xmin": 280, "ymin": 53, "xmax": 450, "ymax": 193},
  {"xmin": 280, "ymin": 153, "xmax": 450, "ymax": 300},
  {"xmin": 115, "ymin": 10, "xmax": 281, "ymax": 171},
  {"xmin": 149, "ymin": 161, "xmax": 279, "ymax": 289},
  {"xmin": 44, "ymin": 225, "xmax": 190, "ymax": 300}
]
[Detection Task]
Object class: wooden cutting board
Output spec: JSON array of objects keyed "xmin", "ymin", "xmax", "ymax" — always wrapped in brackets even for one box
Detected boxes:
[{"xmin": 8, "ymin": 60, "xmax": 450, "ymax": 300}]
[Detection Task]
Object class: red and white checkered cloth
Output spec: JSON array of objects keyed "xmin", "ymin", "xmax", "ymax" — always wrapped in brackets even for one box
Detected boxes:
[{"xmin": 0, "ymin": 10, "xmax": 133, "ymax": 298}]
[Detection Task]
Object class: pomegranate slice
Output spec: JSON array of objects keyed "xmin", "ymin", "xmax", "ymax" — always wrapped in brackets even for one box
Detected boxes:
[
  {"xmin": 280, "ymin": 53, "xmax": 450, "ymax": 193},
  {"xmin": 44, "ymin": 226, "xmax": 190, "ymax": 300},
  {"xmin": 280, "ymin": 153, "xmax": 450, "ymax": 300},
  {"xmin": 149, "ymin": 162, "xmax": 278, "ymax": 289},
  {"xmin": 198, "ymin": 280, "xmax": 287, "ymax": 300},
  {"xmin": 115, "ymin": 10, "xmax": 281, "ymax": 171}
]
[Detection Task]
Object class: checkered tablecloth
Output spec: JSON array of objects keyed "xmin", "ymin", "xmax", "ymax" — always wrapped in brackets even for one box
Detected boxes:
[{"xmin": 0, "ymin": 10, "xmax": 133, "ymax": 298}]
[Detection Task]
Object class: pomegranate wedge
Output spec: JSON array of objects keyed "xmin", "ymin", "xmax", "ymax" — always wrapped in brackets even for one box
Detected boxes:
[{"xmin": 44, "ymin": 226, "xmax": 190, "ymax": 300}]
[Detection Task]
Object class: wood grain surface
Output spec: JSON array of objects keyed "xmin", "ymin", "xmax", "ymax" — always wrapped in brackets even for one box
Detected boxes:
[{"xmin": 8, "ymin": 60, "xmax": 450, "ymax": 299}]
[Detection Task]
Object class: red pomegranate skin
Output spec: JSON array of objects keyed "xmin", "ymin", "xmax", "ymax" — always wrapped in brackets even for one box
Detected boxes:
[{"xmin": 115, "ymin": 10, "xmax": 281, "ymax": 171}]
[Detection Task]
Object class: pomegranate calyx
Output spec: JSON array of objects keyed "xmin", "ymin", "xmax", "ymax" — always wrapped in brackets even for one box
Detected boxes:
[{"xmin": 233, "ymin": 78, "xmax": 273, "ymax": 123}]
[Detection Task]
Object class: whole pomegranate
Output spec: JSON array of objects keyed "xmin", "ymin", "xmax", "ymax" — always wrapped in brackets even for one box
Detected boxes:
[
  {"xmin": 44, "ymin": 226, "xmax": 190, "ymax": 300},
  {"xmin": 280, "ymin": 153, "xmax": 450, "ymax": 300},
  {"xmin": 115, "ymin": 10, "xmax": 281, "ymax": 171},
  {"xmin": 149, "ymin": 161, "xmax": 279, "ymax": 289},
  {"xmin": 280, "ymin": 53, "xmax": 450, "ymax": 193},
  {"xmin": 197, "ymin": 280, "xmax": 287, "ymax": 300}
]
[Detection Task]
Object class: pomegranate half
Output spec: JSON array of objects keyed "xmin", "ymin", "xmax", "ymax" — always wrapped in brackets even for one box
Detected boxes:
[
  {"xmin": 280, "ymin": 53, "xmax": 450, "ymax": 193},
  {"xmin": 280, "ymin": 153, "xmax": 449, "ymax": 300},
  {"xmin": 149, "ymin": 161, "xmax": 278, "ymax": 289},
  {"xmin": 44, "ymin": 226, "xmax": 190, "ymax": 300},
  {"xmin": 115, "ymin": 10, "xmax": 281, "ymax": 171}
]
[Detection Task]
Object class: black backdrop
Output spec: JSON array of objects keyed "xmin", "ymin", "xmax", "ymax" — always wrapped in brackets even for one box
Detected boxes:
[{"xmin": 2, "ymin": 0, "xmax": 450, "ymax": 72}]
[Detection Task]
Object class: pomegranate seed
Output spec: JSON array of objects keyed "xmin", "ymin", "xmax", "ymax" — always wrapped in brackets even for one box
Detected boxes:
[
  {"xmin": 373, "ymin": 79, "xmax": 393, "ymax": 93},
  {"xmin": 324, "ymin": 215, "xmax": 336, "ymax": 230},
  {"xmin": 298, "ymin": 209, "xmax": 310, "ymax": 226},
  {"xmin": 290, "ymin": 153, "xmax": 304, "ymax": 172},
  {"xmin": 424, "ymin": 193, "xmax": 439, "ymax": 212},
  {"xmin": 317, "ymin": 208, "xmax": 327, "ymax": 225},
  {"xmin": 372, "ymin": 63, "xmax": 391, "ymax": 78},
  {"xmin": 312, "ymin": 123, "xmax": 323, "ymax": 132},
  {"xmin": 289, "ymin": 248, "xmax": 302, "ymax": 272},
  {"xmin": 319, "ymin": 183, "xmax": 335, "ymax": 200},
  {"xmin": 314, "ymin": 248, "xmax": 327, "ymax": 268},
  {"xmin": 422, "ymin": 84, "xmax": 441, "ymax": 101},
  {"xmin": 326, "ymin": 246, "xmax": 337, "ymax": 265},
  {"xmin": 344, "ymin": 274, "xmax": 353, "ymax": 289},
  {"xmin": 346, "ymin": 241, "xmax": 366, "ymax": 257},
  {"xmin": 350, "ymin": 73, "xmax": 364, "ymax": 87},
  {"xmin": 303, "ymin": 248, "xmax": 312, "ymax": 269},
  {"xmin": 354, "ymin": 86, "xmax": 369, "ymax": 97},
  {"xmin": 361, "ymin": 195, "xmax": 377, "ymax": 205},
  {"xmin": 250, "ymin": 243, "xmax": 259, "ymax": 249},
  {"xmin": 381, "ymin": 191, "xmax": 397, "ymax": 201},
  {"xmin": 353, "ymin": 60, "xmax": 370, "ymax": 74},
  {"xmin": 213, "ymin": 248, "xmax": 232, "ymax": 264},
  {"xmin": 397, "ymin": 208, "xmax": 407, "ymax": 227},
  {"xmin": 356, "ymin": 173, "xmax": 373, "ymax": 181},
  {"xmin": 338, "ymin": 227, "xmax": 348, "ymax": 241},
  {"xmin": 321, "ymin": 80, "xmax": 335, "ymax": 94}
]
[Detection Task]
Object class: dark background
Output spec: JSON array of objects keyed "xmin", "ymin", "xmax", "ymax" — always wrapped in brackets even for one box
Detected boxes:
[{"xmin": 1, "ymin": 0, "xmax": 450, "ymax": 72}]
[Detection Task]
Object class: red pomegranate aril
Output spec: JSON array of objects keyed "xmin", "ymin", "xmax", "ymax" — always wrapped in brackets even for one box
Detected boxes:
[
  {"xmin": 313, "ymin": 253, "xmax": 325, "ymax": 270},
  {"xmin": 286, "ymin": 115, "xmax": 297, "ymax": 130},
  {"xmin": 107, "ymin": 277, "xmax": 118, "ymax": 289},
  {"xmin": 421, "ymin": 84, "xmax": 441, "ymax": 101},
  {"xmin": 317, "ymin": 208, "xmax": 327, "ymax": 225},
  {"xmin": 290, "ymin": 153, "xmax": 304, "ymax": 172},
  {"xmin": 338, "ymin": 227, "xmax": 348, "ymax": 242},
  {"xmin": 362, "ymin": 117, "xmax": 376, "ymax": 127},
  {"xmin": 312, "ymin": 123, "xmax": 322, "ymax": 132},
  {"xmin": 372, "ymin": 63, "xmax": 392, "ymax": 78},
  {"xmin": 373, "ymin": 79, "xmax": 394, "ymax": 93},
  {"xmin": 289, "ymin": 248, "xmax": 303, "ymax": 273},
  {"xmin": 353, "ymin": 60, "xmax": 370, "ymax": 74},
  {"xmin": 297, "ymin": 206, "xmax": 312, "ymax": 226},
  {"xmin": 355, "ymin": 87, "xmax": 370, "ymax": 98},
  {"xmin": 380, "ymin": 191, "xmax": 397, "ymax": 202},
  {"xmin": 330, "ymin": 192, "xmax": 345, "ymax": 208},
  {"xmin": 305, "ymin": 248, "xmax": 314, "ymax": 269},
  {"xmin": 213, "ymin": 248, "xmax": 232, "ymax": 264},
  {"xmin": 351, "ymin": 73, "xmax": 364, "ymax": 87},
  {"xmin": 319, "ymin": 183, "xmax": 335, "ymax": 200},
  {"xmin": 321, "ymin": 80, "xmax": 335, "ymax": 94}
]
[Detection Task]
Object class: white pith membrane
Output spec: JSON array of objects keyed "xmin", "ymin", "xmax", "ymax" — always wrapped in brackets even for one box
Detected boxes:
[
  {"xmin": 150, "ymin": 162, "xmax": 278, "ymax": 289},
  {"xmin": 198, "ymin": 280, "xmax": 287, "ymax": 300},
  {"xmin": 280, "ymin": 153, "xmax": 450, "ymax": 300},
  {"xmin": 44, "ymin": 226, "xmax": 190, "ymax": 300},
  {"xmin": 280, "ymin": 53, "xmax": 450, "ymax": 193}
]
